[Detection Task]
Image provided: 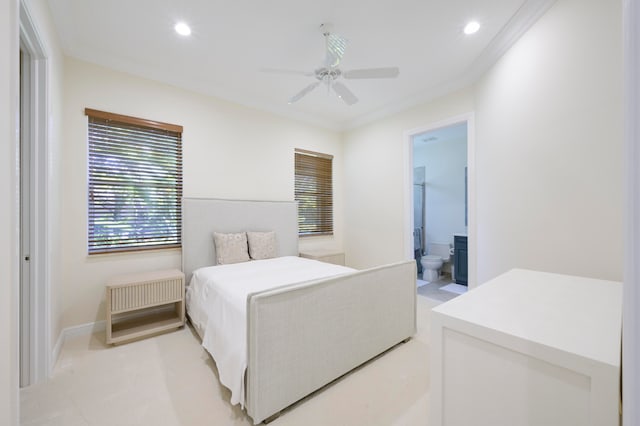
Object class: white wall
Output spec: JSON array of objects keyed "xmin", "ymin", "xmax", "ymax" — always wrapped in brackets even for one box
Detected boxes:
[
  {"xmin": 473, "ymin": 0, "xmax": 623, "ymax": 283},
  {"xmin": 0, "ymin": 0, "xmax": 20, "ymax": 423},
  {"xmin": 343, "ymin": 89, "xmax": 474, "ymax": 269},
  {"xmin": 343, "ymin": 0, "xmax": 623, "ymax": 284},
  {"xmin": 60, "ymin": 57, "xmax": 343, "ymax": 329},
  {"xmin": 413, "ymin": 135, "xmax": 467, "ymax": 246}
]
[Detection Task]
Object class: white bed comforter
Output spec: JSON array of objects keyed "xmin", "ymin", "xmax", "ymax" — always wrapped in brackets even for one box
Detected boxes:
[{"xmin": 186, "ymin": 256, "xmax": 355, "ymax": 407}]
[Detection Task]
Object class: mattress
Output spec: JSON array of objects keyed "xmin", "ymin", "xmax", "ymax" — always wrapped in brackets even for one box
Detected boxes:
[{"xmin": 185, "ymin": 255, "xmax": 355, "ymax": 407}]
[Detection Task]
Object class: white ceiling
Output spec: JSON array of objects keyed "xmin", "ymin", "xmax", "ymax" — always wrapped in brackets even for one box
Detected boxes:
[{"xmin": 47, "ymin": 0, "xmax": 555, "ymax": 130}]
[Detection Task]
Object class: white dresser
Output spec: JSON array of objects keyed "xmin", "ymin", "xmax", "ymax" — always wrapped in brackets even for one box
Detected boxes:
[{"xmin": 430, "ymin": 269, "xmax": 622, "ymax": 426}]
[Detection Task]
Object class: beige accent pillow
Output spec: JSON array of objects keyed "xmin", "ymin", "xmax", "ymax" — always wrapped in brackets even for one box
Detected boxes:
[
  {"xmin": 213, "ymin": 232, "xmax": 250, "ymax": 265},
  {"xmin": 247, "ymin": 231, "xmax": 277, "ymax": 260}
]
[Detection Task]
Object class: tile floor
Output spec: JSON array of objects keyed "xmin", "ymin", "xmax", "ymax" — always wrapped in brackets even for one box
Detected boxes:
[
  {"xmin": 21, "ymin": 295, "xmax": 441, "ymax": 426},
  {"xmin": 416, "ymin": 273, "xmax": 465, "ymax": 303}
]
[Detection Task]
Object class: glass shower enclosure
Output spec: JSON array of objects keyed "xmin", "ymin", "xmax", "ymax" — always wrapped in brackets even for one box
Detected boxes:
[{"xmin": 413, "ymin": 167, "xmax": 425, "ymax": 275}]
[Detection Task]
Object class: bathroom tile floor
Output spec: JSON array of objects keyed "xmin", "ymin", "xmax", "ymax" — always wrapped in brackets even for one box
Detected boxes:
[{"xmin": 416, "ymin": 274, "xmax": 463, "ymax": 303}]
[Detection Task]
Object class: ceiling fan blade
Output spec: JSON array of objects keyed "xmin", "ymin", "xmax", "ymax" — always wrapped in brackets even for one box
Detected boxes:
[
  {"xmin": 332, "ymin": 81, "xmax": 358, "ymax": 105},
  {"xmin": 325, "ymin": 33, "xmax": 348, "ymax": 68},
  {"xmin": 260, "ymin": 68, "xmax": 314, "ymax": 77},
  {"xmin": 289, "ymin": 81, "xmax": 321, "ymax": 103},
  {"xmin": 343, "ymin": 67, "xmax": 400, "ymax": 79}
]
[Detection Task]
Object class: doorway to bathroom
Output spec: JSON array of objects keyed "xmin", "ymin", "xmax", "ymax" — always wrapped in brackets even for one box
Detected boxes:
[{"xmin": 404, "ymin": 114, "xmax": 475, "ymax": 301}]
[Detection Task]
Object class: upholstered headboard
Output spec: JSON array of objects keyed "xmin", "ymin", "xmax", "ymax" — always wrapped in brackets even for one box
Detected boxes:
[{"xmin": 181, "ymin": 198, "xmax": 299, "ymax": 283}]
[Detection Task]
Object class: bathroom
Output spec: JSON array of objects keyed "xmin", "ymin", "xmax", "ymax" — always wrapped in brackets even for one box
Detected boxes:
[{"xmin": 413, "ymin": 122, "xmax": 468, "ymax": 297}]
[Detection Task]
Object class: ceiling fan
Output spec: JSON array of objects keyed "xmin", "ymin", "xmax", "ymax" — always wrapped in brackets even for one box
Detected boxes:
[{"xmin": 263, "ymin": 23, "xmax": 400, "ymax": 106}]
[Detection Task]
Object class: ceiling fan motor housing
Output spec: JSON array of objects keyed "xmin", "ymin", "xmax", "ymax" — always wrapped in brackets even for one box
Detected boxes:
[{"xmin": 315, "ymin": 68, "xmax": 342, "ymax": 81}]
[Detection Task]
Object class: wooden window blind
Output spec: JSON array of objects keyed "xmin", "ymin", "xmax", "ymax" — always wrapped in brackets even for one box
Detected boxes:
[
  {"xmin": 85, "ymin": 108, "xmax": 183, "ymax": 254},
  {"xmin": 294, "ymin": 149, "xmax": 333, "ymax": 236}
]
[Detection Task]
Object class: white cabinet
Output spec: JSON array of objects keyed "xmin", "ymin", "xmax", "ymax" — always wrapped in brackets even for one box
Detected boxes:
[{"xmin": 430, "ymin": 269, "xmax": 622, "ymax": 426}]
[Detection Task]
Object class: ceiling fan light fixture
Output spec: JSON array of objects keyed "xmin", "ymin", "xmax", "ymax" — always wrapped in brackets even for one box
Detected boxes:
[
  {"xmin": 464, "ymin": 21, "xmax": 480, "ymax": 35},
  {"xmin": 174, "ymin": 22, "xmax": 191, "ymax": 36}
]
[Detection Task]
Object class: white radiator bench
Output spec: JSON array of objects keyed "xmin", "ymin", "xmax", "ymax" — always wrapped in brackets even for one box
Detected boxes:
[{"xmin": 106, "ymin": 269, "xmax": 185, "ymax": 344}]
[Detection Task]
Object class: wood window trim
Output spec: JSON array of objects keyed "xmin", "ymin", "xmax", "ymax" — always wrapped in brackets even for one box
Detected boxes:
[
  {"xmin": 295, "ymin": 149, "xmax": 333, "ymax": 236},
  {"xmin": 84, "ymin": 108, "xmax": 183, "ymax": 133},
  {"xmin": 294, "ymin": 148, "xmax": 333, "ymax": 160},
  {"xmin": 298, "ymin": 232, "xmax": 333, "ymax": 238},
  {"xmin": 86, "ymin": 109, "xmax": 183, "ymax": 254},
  {"xmin": 88, "ymin": 244, "xmax": 182, "ymax": 256}
]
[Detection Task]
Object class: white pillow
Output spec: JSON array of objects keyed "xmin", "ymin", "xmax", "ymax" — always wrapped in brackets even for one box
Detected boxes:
[
  {"xmin": 247, "ymin": 231, "xmax": 277, "ymax": 260},
  {"xmin": 213, "ymin": 232, "xmax": 250, "ymax": 265}
]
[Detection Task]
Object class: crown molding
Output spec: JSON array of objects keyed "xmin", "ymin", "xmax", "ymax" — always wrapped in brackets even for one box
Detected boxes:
[
  {"xmin": 64, "ymin": 47, "xmax": 343, "ymax": 132},
  {"xmin": 342, "ymin": 0, "xmax": 558, "ymax": 131}
]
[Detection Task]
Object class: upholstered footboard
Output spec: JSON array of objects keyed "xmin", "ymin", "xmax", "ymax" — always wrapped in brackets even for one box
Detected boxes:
[{"xmin": 245, "ymin": 260, "xmax": 417, "ymax": 424}]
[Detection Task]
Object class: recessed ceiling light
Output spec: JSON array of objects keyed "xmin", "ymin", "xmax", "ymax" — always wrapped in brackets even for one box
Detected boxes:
[
  {"xmin": 174, "ymin": 22, "xmax": 191, "ymax": 36},
  {"xmin": 463, "ymin": 21, "xmax": 480, "ymax": 35}
]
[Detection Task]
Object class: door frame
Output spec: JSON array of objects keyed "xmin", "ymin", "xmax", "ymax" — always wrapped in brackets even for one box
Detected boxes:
[
  {"xmin": 623, "ymin": 0, "xmax": 639, "ymax": 422},
  {"xmin": 19, "ymin": 41, "xmax": 33, "ymax": 387},
  {"xmin": 19, "ymin": 1, "xmax": 50, "ymax": 386},
  {"xmin": 403, "ymin": 113, "xmax": 476, "ymax": 287}
]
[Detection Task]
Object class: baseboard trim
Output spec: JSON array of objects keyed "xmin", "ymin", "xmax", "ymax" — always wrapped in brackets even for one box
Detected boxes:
[
  {"xmin": 50, "ymin": 305, "xmax": 177, "ymax": 374},
  {"xmin": 51, "ymin": 332, "xmax": 63, "ymax": 375},
  {"xmin": 50, "ymin": 320, "xmax": 106, "ymax": 374},
  {"xmin": 64, "ymin": 319, "xmax": 107, "ymax": 339}
]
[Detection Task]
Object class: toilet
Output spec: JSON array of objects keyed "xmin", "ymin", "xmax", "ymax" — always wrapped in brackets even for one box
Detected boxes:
[{"xmin": 420, "ymin": 243, "xmax": 451, "ymax": 282}]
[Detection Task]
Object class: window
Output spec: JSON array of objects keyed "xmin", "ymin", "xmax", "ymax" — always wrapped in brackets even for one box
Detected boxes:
[
  {"xmin": 294, "ymin": 149, "xmax": 333, "ymax": 236},
  {"xmin": 85, "ymin": 108, "xmax": 183, "ymax": 254}
]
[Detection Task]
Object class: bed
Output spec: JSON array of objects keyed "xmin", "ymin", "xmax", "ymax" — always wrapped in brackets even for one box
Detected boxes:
[{"xmin": 182, "ymin": 198, "xmax": 417, "ymax": 424}]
